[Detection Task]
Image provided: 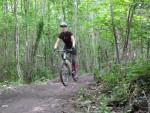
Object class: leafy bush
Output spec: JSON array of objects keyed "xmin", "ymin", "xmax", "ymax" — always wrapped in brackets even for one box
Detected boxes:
[
  {"xmin": 101, "ymin": 72, "xmax": 118, "ymax": 88},
  {"xmin": 32, "ymin": 67, "xmax": 54, "ymax": 82},
  {"xmin": 126, "ymin": 61, "xmax": 150, "ymax": 82},
  {"xmin": 0, "ymin": 62, "xmax": 17, "ymax": 82},
  {"xmin": 99, "ymin": 60, "xmax": 150, "ymax": 111}
]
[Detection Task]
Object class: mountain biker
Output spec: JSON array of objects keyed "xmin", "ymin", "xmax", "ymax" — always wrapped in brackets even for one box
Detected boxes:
[{"xmin": 54, "ymin": 22, "xmax": 78, "ymax": 81}]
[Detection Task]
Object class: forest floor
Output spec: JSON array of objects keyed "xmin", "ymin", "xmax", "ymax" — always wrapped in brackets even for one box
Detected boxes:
[{"xmin": 0, "ymin": 75, "xmax": 94, "ymax": 113}]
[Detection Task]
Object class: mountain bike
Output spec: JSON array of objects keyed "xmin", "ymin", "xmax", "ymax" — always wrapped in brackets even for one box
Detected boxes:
[{"xmin": 55, "ymin": 49, "xmax": 78, "ymax": 86}]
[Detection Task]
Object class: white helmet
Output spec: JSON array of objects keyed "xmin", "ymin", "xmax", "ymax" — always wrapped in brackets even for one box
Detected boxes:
[{"xmin": 60, "ymin": 22, "xmax": 67, "ymax": 27}]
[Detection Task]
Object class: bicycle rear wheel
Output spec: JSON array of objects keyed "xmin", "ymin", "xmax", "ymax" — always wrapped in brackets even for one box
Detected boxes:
[{"xmin": 60, "ymin": 63, "xmax": 71, "ymax": 86}]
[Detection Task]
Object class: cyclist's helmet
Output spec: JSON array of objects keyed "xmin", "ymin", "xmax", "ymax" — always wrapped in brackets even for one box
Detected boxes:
[{"xmin": 60, "ymin": 22, "xmax": 67, "ymax": 27}]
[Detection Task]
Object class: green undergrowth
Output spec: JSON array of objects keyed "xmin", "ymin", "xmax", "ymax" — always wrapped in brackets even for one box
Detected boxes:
[
  {"xmin": 75, "ymin": 86, "xmax": 112, "ymax": 113},
  {"xmin": 98, "ymin": 60, "xmax": 150, "ymax": 102},
  {"xmin": 76, "ymin": 60, "xmax": 150, "ymax": 113},
  {"xmin": 0, "ymin": 67, "xmax": 56, "ymax": 89}
]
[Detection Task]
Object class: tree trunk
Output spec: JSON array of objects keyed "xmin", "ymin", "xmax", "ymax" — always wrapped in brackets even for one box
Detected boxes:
[
  {"xmin": 109, "ymin": 0, "xmax": 120, "ymax": 64},
  {"xmin": 141, "ymin": 37, "xmax": 144, "ymax": 59},
  {"xmin": 61, "ymin": 0, "xmax": 66, "ymax": 21},
  {"xmin": 147, "ymin": 39, "xmax": 150, "ymax": 60},
  {"xmin": 24, "ymin": 0, "xmax": 32, "ymax": 83},
  {"xmin": 14, "ymin": 0, "xmax": 22, "ymax": 80},
  {"xmin": 2, "ymin": 0, "xmax": 8, "ymax": 65},
  {"xmin": 32, "ymin": 21, "xmax": 44, "ymax": 63},
  {"xmin": 74, "ymin": 0, "xmax": 78, "ymax": 38},
  {"xmin": 4, "ymin": 29, "xmax": 8, "ymax": 64},
  {"xmin": 122, "ymin": 3, "xmax": 137, "ymax": 61}
]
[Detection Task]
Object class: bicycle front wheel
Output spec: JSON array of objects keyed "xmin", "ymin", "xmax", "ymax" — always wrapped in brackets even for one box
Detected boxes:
[{"xmin": 60, "ymin": 62, "xmax": 71, "ymax": 86}]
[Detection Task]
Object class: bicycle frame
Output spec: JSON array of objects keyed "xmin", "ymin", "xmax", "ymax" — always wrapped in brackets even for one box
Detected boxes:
[
  {"xmin": 56, "ymin": 49, "xmax": 72, "ymax": 69},
  {"xmin": 56, "ymin": 49, "xmax": 72, "ymax": 62},
  {"xmin": 55, "ymin": 49, "xmax": 73, "ymax": 86}
]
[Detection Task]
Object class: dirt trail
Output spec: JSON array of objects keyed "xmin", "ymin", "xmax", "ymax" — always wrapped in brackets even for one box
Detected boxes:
[{"xmin": 0, "ymin": 75, "xmax": 94, "ymax": 113}]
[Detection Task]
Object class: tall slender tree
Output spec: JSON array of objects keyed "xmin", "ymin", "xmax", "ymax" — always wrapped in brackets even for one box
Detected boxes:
[
  {"xmin": 14, "ymin": 0, "xmax": 22, "ymax": 80},
  {"xmin": 109, "ymin": 0, "xmax": 120, "ymax": 64}
]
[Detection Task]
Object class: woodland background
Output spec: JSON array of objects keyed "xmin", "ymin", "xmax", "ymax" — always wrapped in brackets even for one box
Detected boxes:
[{"xmin": 0, "ymin": 0, "xmax": 150, "ymax": 84}]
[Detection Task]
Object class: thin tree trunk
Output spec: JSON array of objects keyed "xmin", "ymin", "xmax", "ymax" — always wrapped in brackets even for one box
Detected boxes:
[
  {"xmin": 4, "ymin": 0, "xmax": 8, "ymax": 13},
  {"xmin": 14, "ymin": 0, "xmax": 22, "ymax": 80},
  {"xmin": 3, "ymin": 22, "xmax": 8, "ymax": 64},
  {"xmin": 61, "ymin": 0, "xmax": 66, "ymax": 21},
  {"xmin": 122, "ymin": 3, "xmax": 137, "ymax": 60},
  {"xmin": 24, "ymin": 0, "xmax": 32, "ymax": 83},
  {"xmin": 3, "ymin": 0, "xmax": 8, "ymax": 64},
  {"xmin": 74, "ymin": 0, "xmax": 78, "ymax": 38},
  {"xmin": 32, "ymin": 21, "xmax": 44, "ymax": 63},
  {"xmin": 147, "ymin": 39, "xmax": 150, "ymax": 60},
  {"xmin": 141, "ymin": 37, "xmax": 144, "ymax": 59},
  {"xmin": 109, "ymin": 0, "xmax": 120, "ymax": 64},
  {"xmin": 34, "ymin": 0, "xmax": 37, "ymax": 18},
  {"xmin": 24, "ymin": 0, "xmax": 29, "ymax": 65}
]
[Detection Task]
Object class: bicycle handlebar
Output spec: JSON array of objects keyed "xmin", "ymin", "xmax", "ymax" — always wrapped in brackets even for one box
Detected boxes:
[{"xmin": 55, "ymin": 49, "xmax": 73, "ymax": 52}]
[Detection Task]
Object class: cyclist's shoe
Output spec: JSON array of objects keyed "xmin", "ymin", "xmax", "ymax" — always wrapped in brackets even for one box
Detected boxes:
[{"xmin": 72, "ymin": 71, "xmax": 78, "ymax": 81}]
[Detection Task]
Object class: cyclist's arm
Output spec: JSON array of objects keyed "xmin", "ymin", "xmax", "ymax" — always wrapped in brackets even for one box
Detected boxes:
[
  {"xmin": 71, "ymin": 35, "xmax": 76, "ymax": 48},
  {"xmin": 54, "ymin": 38, "xmax": 61, "ymax": 49}
]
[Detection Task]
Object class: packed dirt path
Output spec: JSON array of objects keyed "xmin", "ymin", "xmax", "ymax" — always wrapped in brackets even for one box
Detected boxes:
[{"xmin": 0, "ymin": 75, "xmax": 94, "ymax": 113}]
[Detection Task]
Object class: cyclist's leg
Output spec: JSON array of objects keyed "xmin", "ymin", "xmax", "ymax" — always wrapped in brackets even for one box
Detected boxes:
[
  {"xmin": 72, "ymin": 54, "xmax": 77, "ymax": 72},
  {"xmin": 71, "ymin": 47, "xmax": 78, "ymax": 78}
]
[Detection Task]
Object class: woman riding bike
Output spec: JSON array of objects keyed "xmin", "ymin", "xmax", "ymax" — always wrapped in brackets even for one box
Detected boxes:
[{"xmin": 54, "ymin": 22, "xmax": 78, "ymax": 81}]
